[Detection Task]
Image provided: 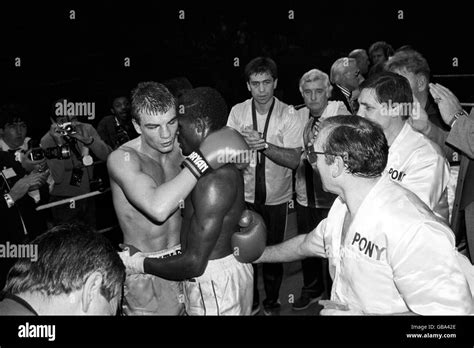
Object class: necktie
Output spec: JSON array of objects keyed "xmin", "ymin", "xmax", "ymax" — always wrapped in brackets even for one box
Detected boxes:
[
  {"xmin": 304, "ymin": 116, "xmax": 318, "ymax": 207},
  {"xmin": 252, "ymin": 98, "xmax": 275, "ymax": 205}
]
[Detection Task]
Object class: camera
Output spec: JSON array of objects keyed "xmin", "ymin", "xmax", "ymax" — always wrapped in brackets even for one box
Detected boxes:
[
  {"xmin": 115, "ymin": 124, "xmax": 130, "ymax": 147},
  {"xmin": 29, "ymin": 145, "xmax": 71, "ymax": 161},
  {"xmin": 57, "ymin": 122, "xmax": 77, "ymax": 136}
]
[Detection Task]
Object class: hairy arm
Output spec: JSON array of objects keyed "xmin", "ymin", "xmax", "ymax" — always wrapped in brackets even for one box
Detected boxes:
[
  {"xmin": 143, "ymin": 171, "xmax": 235, "ymax": 280},
  {"xmin": 107, "ymin": 148, "xmax": 197, "ymax": 223}
]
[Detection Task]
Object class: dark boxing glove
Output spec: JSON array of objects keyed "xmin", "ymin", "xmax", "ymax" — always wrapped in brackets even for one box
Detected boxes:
[
  {"xmin": 182, "ymin": 127, "xmax": 250, "ymax": 179},
  {"xmin": 232, "ymin": 210, "xmax": 266, "ymax": 263}
]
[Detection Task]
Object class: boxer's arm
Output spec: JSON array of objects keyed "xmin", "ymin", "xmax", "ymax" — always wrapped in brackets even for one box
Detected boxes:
[
  {"xmin": 107, "ymin": 148, "xmax": 196, "ymax": 223},
  {"xmin": 143, "ymin": 171, "xmax": 235, "ymax": 280}
]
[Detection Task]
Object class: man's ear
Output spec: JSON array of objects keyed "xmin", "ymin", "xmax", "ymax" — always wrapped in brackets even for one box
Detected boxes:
[
  {"xmin": 416, "ymin": 74, "xmax": 428, "ymax": 92},
  {"xmin": 273, "ymin": 78, "xmax": 278, "ymax": 90},
  {"xmin": 246, "ymin": 82, "xmax": 251, "ymax": 92},
  {"xmin": 132, "ymin": 119, "xmax": 141, "ymax": 135},
  {"xmin": 110, "ymin": 107, "xmax": 115, "ymax": 115},
  {"xmin": 81, "ymin": 271, "xmax": 103, "ymax": 314},
  {"xmin": 332, "ymin": 154, "xmax": 347, "ymax": 178},
  {"xmin": 194, "ymin": 117, "xmax": 205, "ymax": 135}
]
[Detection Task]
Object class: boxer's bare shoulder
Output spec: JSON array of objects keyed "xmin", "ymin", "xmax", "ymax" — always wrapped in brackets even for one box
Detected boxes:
[
  {"xmin": 189, "ymin": 164, "xmax": 245, "ymax": 260},
  {"xmin": 108, "ymin": 138, "xmax": 182, "ymax": 252}
]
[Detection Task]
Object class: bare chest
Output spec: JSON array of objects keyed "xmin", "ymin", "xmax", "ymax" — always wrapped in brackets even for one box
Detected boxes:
[{"xmin": 139, "ymin": 153, "xmax": 181, "ymax": 184}]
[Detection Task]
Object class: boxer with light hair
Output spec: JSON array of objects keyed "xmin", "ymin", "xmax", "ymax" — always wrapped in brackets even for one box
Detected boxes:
[
  {"xmin": 291, "ymin": 69, "xmax": 350, "ymax": 310},
  {"xmin": 329, "ymin": 58, "xmax": 361, "ymax": 114},
  {"xmin": 252, "ymin": 115, "xmax": 474, "ymax": 315},
  {"xmin": 108, "ymin": 82, "xmax": 250, "ymax": 315},
  {"xmin": 118, "ymin": 87, "xmax": 266, "ymax": 315}
]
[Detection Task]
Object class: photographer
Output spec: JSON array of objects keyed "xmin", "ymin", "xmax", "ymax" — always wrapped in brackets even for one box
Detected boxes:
[
  {"xmin": 40, "ymin": 105, "xmax": 111, "ymax": 228},
  {"xmin": 97, "ymin": 95, "xmax": 138, "ymax": 150},
  {"xmin": 1, "ymin": 149, "xmax": 49, "ymax": 289}
]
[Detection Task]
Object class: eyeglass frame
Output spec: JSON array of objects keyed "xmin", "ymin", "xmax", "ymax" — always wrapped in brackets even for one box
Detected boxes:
[{"xmin": 305, "ymin": 147, "xmax": 347, "ymax": 165}]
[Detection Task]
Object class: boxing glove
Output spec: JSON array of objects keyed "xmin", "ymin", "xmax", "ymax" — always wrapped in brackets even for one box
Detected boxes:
[
  {"xmin": 182, "ymin": 127, "xmax": 250, "ymax": 179},
  {"xmin": 232, "ymin": 210, "xmax": 266, "ymax": 263}
]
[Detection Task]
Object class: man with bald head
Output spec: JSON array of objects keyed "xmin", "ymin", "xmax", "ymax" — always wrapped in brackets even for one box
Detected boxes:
[
  {"xmin": 348, "ymin": 49, "xmax": 370, "ymax": 78},
  {"xmin": 329, "ymin": 57, "xmax": 362, "ymax": 114}
]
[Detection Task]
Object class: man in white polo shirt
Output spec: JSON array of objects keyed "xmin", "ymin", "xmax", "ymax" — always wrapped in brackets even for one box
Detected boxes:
[
  {"xmin": 357, "ymin": 71, "xmax": 449, "ymax": 222},
  {"xmin": 227, "ymin": 57, "xmax": 304, "ymax": 315},
  {"xmin": 292, "ymin": 69, "xmax": 349, "ymax": 311}
]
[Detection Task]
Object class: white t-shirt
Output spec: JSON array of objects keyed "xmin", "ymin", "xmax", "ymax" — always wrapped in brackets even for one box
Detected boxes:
[
  {"xmin": 227, "ymin": 97, "xmax": 304, "ymax": 205},
  {"xmin": 386, "ymin": 122, "xmax": 450, "ymax": 221},
  {"xmin": 306, "ymin": 175, "xmax": 473, "ymax": 315}
]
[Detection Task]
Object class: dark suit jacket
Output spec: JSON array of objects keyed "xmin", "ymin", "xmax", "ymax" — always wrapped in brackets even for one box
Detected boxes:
[{"xmin": 329, "ymin": 84, "xmax": 353, "ymax": 114}]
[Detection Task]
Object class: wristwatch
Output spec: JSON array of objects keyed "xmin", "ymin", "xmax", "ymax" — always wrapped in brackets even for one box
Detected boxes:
[
  {"xmin": 4, "ymin": 193, "xmax": 15, "ymax": 208},
  {"xmin": 449, "ymin": 110, "xmax": 467, "ymax": 128}
]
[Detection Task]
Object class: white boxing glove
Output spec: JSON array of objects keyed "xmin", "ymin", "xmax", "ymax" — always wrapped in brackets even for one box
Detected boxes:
[{"xmin": 118, "ymin": 247, "xmax": 146, "ymax": 275}]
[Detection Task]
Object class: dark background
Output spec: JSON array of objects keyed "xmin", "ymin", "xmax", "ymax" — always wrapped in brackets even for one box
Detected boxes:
[{"xmin": 1, "ymin": 1, "xmax": 473, "ymax": 140}]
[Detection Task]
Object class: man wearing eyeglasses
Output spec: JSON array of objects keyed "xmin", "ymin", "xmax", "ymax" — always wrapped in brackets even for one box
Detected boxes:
[{"xmin": 252, "ymin": 115, "xmax": 473, "ymax": 315}]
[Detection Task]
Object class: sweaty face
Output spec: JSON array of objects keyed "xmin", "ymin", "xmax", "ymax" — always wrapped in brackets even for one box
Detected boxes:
[
  {"xmin": 177, "ymin": 116, "xmax": 201, "ymax": 156},
  {"xmin": 2, "ymin": 120, "xmax": 27, "ymax": 149},
  {"xmin": 247, "ymin": 72, "xmax": 277, "ymax": 106},
  {"xmin": 371, "ymin": 49, "xmax": 386, "ymax": 65},
  {"xmin": 134, "ymin": 107, "xmax": 178, "ymax": 154},
  {"xmin": 357, "ymin": 88, "xmax": 393, "ymax": 130},
  {"xmin": 301, "ymin": 79, "xmax": 329, "ymax": 116},
  {"xmin": 112, "ymin": 97, "xmax": 131, "ymax": 121}
]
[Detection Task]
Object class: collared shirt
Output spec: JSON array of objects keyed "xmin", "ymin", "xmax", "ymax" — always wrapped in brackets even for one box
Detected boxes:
[
  {"xmin": 227, "ymin": 97, "xmax": 304, "ymax": 205},
  {"xmin": 386, "ymin": 122, "xmax": 450, "ymax": 221},
  {"xmin": 295, "ymin": 101, "xmax": 349, "ymax": 208},
  {"xmin": 307, "ymin": 175, "xmax": 473, "ymax": 314}
]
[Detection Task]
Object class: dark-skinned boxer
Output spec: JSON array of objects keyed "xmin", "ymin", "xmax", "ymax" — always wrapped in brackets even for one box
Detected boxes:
[
  {"xmin": 109, "ymin": 83, "xmax": 255, "ymax": 315},
  {"xmin": 119, "ymin": 87, "xmax": 266, "ymax": 315}
]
